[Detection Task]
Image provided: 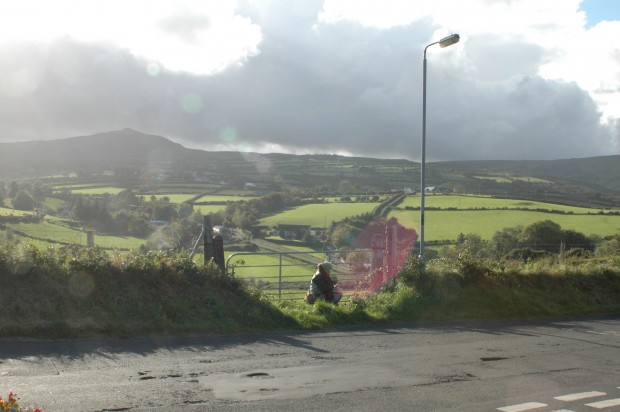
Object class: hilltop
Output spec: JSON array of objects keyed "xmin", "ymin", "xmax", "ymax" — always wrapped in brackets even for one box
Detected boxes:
[{"xmin": 0, "ymin": 129, "xmax": 619, "ymax": 207}]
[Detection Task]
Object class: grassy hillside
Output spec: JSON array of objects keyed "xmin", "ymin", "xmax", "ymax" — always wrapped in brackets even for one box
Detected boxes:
[
  {"xmin": 1, "ymin": 245, "xmax": 619, "ymax": 339},
  {"xmin": 2, "ymin": 129, "xmax": 620, "ymax": 202}
]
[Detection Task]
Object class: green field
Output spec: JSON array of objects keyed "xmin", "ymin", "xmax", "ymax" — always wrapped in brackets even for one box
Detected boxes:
[
  {"xmin": 57, "ymin": 186, "xmax": 127, "ymax": 195},
  {"xmin": 397, "ymin": 194, "xmax": 606, "ymax": 214},
  {"xmin": 259, "ymin": 202, "xmax": 381, "ymax": 227},
  {"xmin": 4, "ymin": 217, "xmax": 146, "ymax": 250},
  {"xmin": 388, "ymin": 196, "xmax": 620, "ymax": 241},
  {"xmin": 475, "ymin": 176, "xmax": 553, "ymax": 184},
  {"xmin": 194, "ymin": 195, "xmax": 257, "ymax": 203},
  {"xmin": 0, "ymin": 207, "xmax": 33, "ymax": 217}
]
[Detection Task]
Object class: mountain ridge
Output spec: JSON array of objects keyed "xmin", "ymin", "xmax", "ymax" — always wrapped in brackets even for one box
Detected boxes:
[{"xmin": 1, "ymin": 129, "xmax": 619, "ymax": 199}]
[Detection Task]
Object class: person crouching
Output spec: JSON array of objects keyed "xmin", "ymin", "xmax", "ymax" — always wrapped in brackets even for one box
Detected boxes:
[{"xmin": 305, "ymin": 261, "xmax": 342, "ymax": 304}]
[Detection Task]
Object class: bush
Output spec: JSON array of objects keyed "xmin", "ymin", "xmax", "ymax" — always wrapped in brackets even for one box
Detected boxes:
[{"xmin": 503, "ymin": 248, "xmax": 553, "ymax": 262}]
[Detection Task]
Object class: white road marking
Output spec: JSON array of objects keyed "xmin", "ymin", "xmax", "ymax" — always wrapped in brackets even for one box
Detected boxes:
[
  {"xmin": 554, "ymin": 391, "xmax": 606, "ymax": 401},
  {"xmin": 586, "ymin": 331, "xmax": 619, "ymax": 335},
  {"xmin": 551, "ymin": 410, "xmax": 575, "ymax": 412},
  {"xmin": 497, "ymin": 402, "xmax": 547, "ymax": 412},
  {"xmin": 585, "ymin": 398, "xmax": 620, "ymax": 409}
]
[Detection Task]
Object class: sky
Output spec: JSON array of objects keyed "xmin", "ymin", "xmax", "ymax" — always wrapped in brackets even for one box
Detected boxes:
[{"xmin": 0, "ymin": 0, "xmax": 619, "ymax": 161}]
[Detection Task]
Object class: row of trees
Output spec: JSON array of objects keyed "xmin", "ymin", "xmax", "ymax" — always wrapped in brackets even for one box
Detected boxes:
[
  {"xmin": 441, "ymin": 219, "xmax": 617, "ymax": 261},
  {"xmin": 0, "ymin": 181, "xmax": 49, "ymax": 211}
]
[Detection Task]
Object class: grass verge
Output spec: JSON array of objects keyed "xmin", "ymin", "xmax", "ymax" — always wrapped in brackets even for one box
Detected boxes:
[{"xmin": 0, "ymin": 243, "xmax": 619, "ymax": 339}]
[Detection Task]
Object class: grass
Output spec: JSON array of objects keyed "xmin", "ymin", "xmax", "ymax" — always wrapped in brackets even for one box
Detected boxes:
[
  {"xmin": 0, "ymin": 244, "xmax": 618, "ymax": 339},
  {"xmin": 397, "ymin": 194, "xmax": 605, "ymax": 213},
  {"xmin": 259, "ymin": 202, "xmax": 381, "ymax": 227},
  {"xmin": 389, "ymin": 209, "xmax": 620, "ymax": 241},
  {"xmin": 0, "ymin": 207, "xmax": 33, "ymax": 217},
  {"xmin": 3, "ymin": 218, "xmax": 146, "ymax": 250},
  {"xmin": 475, "ymin": 175, "xmax": 553, "ymax": 184},
  {"xmin": 57, "ymin": 186, "xmax": 127, "ymax": 195},
  {"xmin": 389, "ymin": 195, "xmax": 620, "ymax": 241},
  {"xmin": 194, "ymin": 195, "xmax": 258, "ymax": 202}
]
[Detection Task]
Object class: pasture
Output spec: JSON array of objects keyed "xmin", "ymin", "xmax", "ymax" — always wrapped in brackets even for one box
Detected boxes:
[
  {"xmin": 55, "ymin": 186, "xmax": 127, "ymax": 195},
  {"xmin": 389, "ymin": 195, "xmax": 620, "ymax": 241},
  {"xmin": 259, "ymin": 202, "xmax": 381, "ymax": 227},
  {"xmin": 194, "ymin": 195, "xmax": 258, "ymax": 203},
  {"xmin": 397, "ymin": 194, "xmax": 605, "ymax": 214},
  {"xmin": 0, "ymin": 207, "xmax": 33, "ymax": 217},
  {"xmin": 3, "ymin": 217, "xmax": 146, "ymax": 250}
]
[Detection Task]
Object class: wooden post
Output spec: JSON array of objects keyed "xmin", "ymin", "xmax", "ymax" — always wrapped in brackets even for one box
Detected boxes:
[
  {"xmin": 86, "ymin": 227, "xmax": 95, "ymax": 248},
  {"xmin": 371, "ymin": 233, "xmax": 385, "ymax": 271},
  {"xmin": 213, "ymin": 234, "xmax": 225, "ymax": 274},
  {"xmin": 385, "ymin": 225, "xmax": 397, "ymax": 275},
  {"xmin": 203, "ymin": 216, "xmax": 214, "ymax": 265}
]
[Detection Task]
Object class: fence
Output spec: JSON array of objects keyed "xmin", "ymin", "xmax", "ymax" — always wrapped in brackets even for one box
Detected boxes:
[{"xmin": 225, "ymin": 249, "xmax": 380, "ymax": 302}]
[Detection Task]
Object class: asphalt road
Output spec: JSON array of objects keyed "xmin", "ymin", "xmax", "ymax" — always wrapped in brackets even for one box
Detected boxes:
[{"xmin": 1, "ymin": 317, "xmax": 619, "ymax": 412}]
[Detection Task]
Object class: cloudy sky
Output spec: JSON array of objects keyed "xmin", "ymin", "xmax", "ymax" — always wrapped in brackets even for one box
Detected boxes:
[{"xmin": 0, "ymin": 0, "xmax": 619, "ymax": 161}]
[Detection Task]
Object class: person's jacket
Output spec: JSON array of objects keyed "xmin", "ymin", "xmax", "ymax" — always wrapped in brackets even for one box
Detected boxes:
[{"xmin": 311, "ymin": 271, "xmax": 335, "ymax": 301}]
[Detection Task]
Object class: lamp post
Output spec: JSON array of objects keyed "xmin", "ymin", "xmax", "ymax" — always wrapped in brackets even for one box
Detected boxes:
[{"xmin": 420, "ymin": 34, "xmax": 459, "ymax": 258}]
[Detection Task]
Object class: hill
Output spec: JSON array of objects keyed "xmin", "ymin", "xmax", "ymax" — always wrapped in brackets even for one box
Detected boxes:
[{"xmin": 0, "ymin": 129, "xmax": 619, "ymax": 206}]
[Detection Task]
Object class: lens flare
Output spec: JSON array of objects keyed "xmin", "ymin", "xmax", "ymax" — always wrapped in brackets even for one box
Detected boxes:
[
  {"xmin": 146, "ymin": 62, "xmax": 161, "ymax": 76},
  {"xmin": 336, "ymin": 217, "xmax": 417, "ymax": 295},
  {"xmin": 219, "ymin": 126, "xmax": 237, "ymax": 143},
  {"xmin": 181, "ymin": 93, "xmax": 203, "ymax": 114}
]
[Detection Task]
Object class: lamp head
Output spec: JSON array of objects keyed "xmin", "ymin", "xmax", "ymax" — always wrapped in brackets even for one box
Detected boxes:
[{"xmin": 438, "ymin": 34, "xmax": 460, "ymax": 48}]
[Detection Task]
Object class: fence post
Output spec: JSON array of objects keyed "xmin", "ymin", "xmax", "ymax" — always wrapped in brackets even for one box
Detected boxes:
[
  {"xmin": 371, "ymin": 233, "xmax": 384, "ymax": 271},
  {"xmin": 203, "ymin": 216, "xmax": 214, "ymax": 265},
  {"xmin": 278, "ymin": 253, "xmax": 283, "ymax": 301},
  {"xmin": 213, "ymin": 234, "xmax": 225, "ymax": 274},
  {"xmin": 385, "ymin": 225, "xmax": 397, "ymax": 276},
  {"xmin": 86, "ymin": 227, "xmax": 95, "ymax": 248}
]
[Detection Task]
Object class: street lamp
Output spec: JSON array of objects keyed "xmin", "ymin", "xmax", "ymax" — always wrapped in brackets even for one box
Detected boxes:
[{"xmin": 420, "ymin": 34, "xmax": 459, "ymax": 258}]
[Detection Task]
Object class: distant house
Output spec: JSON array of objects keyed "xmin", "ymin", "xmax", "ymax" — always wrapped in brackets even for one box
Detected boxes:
[
  {"xmin": 437, "ymin": 187, "xmax": 454, "ymax": 194},
  {"xmin": 276, "ymin": 224, "xmax": 311, "ymax": 239},
  {"xmin": 149, "ymin": 220, "xmax": 170, "ymax": 228}
]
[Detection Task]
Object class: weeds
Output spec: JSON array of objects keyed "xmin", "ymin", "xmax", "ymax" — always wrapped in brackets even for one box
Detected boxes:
[{"xmin": 0, "ymin": 242, "xmax": 619, "ymax": 339}]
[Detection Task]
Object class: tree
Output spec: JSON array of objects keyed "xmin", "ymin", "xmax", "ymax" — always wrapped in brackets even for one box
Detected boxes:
[
  {"xmin": 8, "ymin": 181, "xmax": 18, "ymax": 198},
  {"xmin": 0, "ymin": 183, "xmax": 6, "ymax": 205},
  {"xmin": 331, "ymin": 223, "xmax": 361, "ymax": 249},
  {"xmin": 116, "ymin": 189, "xmax": 141, "ymax": 209},
  {"xmin": 152, "ymin": 203, "xmax": 177, "ymax": 222},
  {"xmin": 128, "ymin": 215, "xmax": 150, "ymax": 237},
  {"xmin": 520, "ymin": 220, "xmax": 563, "ymax": 252},
  {"xmin": 563, "ymin": 229, "xmax": 594, "ymax": 251},
  {"xmin": 12, "ymin": 190, "xmax": 35, "ymax": 211},
  {"xmin": 491, "ymin": 226, "xmax": 522, "ymax": 258}
]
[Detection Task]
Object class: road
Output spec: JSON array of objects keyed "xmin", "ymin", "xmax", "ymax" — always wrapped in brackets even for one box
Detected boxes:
[{"xmin": 1, "ymin": 317, "xmax": 619, "ymax": 411}]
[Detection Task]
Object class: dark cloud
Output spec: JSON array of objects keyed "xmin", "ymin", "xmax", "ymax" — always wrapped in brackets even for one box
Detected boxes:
[{"xmin": 0, "ymin": 1, "xmax": 616, "ymax": 161}]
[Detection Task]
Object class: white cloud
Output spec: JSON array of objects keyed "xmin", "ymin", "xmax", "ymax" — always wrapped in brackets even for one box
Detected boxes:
[
  {"xmin": 0, "ymin": 0, "xmax": 262, "ymax": 75},
  {"xmin": 0, "ymin": 0, "xmax": 618, "ymax": 161}
]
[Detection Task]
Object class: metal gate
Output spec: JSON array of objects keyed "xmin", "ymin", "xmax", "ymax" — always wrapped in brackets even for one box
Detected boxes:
[{"xmin": 225, "ymin": 249, "xmax": 377, "ymax": 301}]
